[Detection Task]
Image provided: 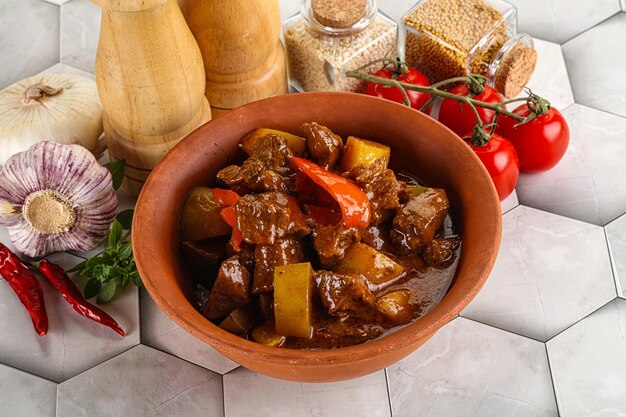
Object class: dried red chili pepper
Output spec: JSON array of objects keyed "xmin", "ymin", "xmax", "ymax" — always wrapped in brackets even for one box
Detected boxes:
[
  {"xmin": 38, "ymin": 259, "xmax": 125, "ymax": 337},
  {"xmin": 0, "ymin": 243, "xmax": 48, "ymax": 336}
]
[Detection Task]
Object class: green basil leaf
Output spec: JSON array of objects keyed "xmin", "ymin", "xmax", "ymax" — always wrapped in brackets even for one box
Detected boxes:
[
  {"xmin": 109, "ymin": 265, "xmax": 127, "ymax": 277},
  {"xmin": 79, "ymin": 265, "xmax": 95, "ymax": 279},
  {"xmin": 121, "ymin": 273, "xmax": 130, "ymax": 288},
  {"xmin": 116, "ymin": 209, "xmax": 134, "ymax": 230},
  {"xmin": 118, "ymin": 243, "xmax": 132, "ymax": 260},
  {"xmin": 66, "ymin": 260, "xmax": 86, "ymax": 273},
  {"xmin": 131, "ymin": 271, "xmax": 143, "ymax": 288},
  {"xmin": 107, "ymin": 220, "xmax": 123, "ymax": 248},
  {"xmin": 86, "ymin": 257, "xmax": 101, "ymax": 268},
  {"xmin": 105, "ymin": 160, "xmax": 126, "ymax": 191},
  {"xmin": 83, "ymin": 279, "xmax": 102, "ymax": 299},
  {"xmin": 97, "ymin": 280, "xmax": 117, "ymax": 304},
  {"xmin": 93, "ymin": 264, "xmax": 107, "ymax": 280}
]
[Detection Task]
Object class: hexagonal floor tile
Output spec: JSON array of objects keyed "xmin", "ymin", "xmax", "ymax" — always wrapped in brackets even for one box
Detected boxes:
[
  {"xmin": 60, "ymin": 0, "xmax": 101, "ymax": 73},
  {"xmin": 0, "ymin": 251, "xmax": 139, "ymax": 382},
  {"xmin": 0, "ymin": 0, "xmax": 60, "ymax": 89},
  {"xmin": 57, "ymin": 344, "xmax": 223, "ymax": 417},
  {"xmin": 502, "ymin": 189, "xmax": 519, "ymax": 214},
  {"xmin": 516, "ymin": 104, "xmax": 626, "ymax": 226},
  {"xmin": 547, "ymin": 299, "xmax": 626, "ymax": 416},
  {"xmin": 606, "ymin": 213, "xmax": 626, "ymax": 298},
  {"xmin": 520, "ymin": 38, "xmax": 574, "ymax": 110},
  {"xmin": 223, "ymin": 367, "xmax": 390, "ymax": 417},
  {"xmin": 461, "ymin": 205, "xmax": 615, "ymax": 341},
  {"xmin": 0, "ymin": 363, "xmax": 56, "ymax": 417},
  {"xmin": 141, "ymin": 289, "xmax": 239, "ymax": 374},
  {"xmin": 563, "ymin": 13, "xmax": 626, "ymax": 118},
  {"xmin": 387, "ymin": 317, "xmax": 557, "ymax": 417},
  {"xmin": 506, "ymin": 0, "xmax": 620, "ymax": 44}
]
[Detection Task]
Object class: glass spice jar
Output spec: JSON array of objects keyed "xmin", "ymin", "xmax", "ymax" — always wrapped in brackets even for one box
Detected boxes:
[
  {"xmin": 283, "ymin": 0, "xmax": 397, "ymax": 92},
  {"xmin": 400, "ymin": 0, "xmax": 537, "ymax": 97}
]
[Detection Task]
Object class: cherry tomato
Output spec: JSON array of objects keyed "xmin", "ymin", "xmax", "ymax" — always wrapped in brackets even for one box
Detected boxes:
[
  {"xmin": 498, "ymin": 106, "xmax": 569, "ymax": 173},
  {"xmin": 365, "ymin": 67, "xmax": 431, "ymax": 111},
  {"xmin": 466, "ymin": 133, "xmax": 519, "ymax": 201},
  {"xmin": 438, "ymin": 84, "xmax": 503, "ymax": 136}
]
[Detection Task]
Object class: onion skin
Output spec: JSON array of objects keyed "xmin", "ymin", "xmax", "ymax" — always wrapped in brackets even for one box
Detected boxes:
[
  {"xmin": 0, "ymin": 141, "xmax": 118, "ymax": 258},
  {"xmin": 0, "ymin": 73, "xmax": 103, "ymax": 165}
]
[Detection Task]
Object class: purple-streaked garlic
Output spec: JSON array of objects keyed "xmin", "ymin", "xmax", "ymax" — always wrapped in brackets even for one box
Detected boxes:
[{"xmin": 0, "ymin": 141, "xmax": 118, "ymax": 258}]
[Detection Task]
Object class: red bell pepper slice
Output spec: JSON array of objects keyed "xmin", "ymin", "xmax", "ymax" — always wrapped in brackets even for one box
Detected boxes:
[
  {"xmin": 212, "ymin": 188, "xmax": 239, "ymax": 207},
  {"xmin": 291, "ymin": 157, "xmax": 370, "ymax": 228},
  {"xmin": 304, "ymin": 205, "xmax": 342, "ymax": 226},
  {"xmin": 219, "ymin": 206, "xmax": 243, "ymax": 252}
]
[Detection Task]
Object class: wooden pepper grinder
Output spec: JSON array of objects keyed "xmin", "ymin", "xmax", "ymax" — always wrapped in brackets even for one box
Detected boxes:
[
  {"xmin": 178, "ymin": 0, "xmax": 288, "ymax": 117},
  {"xmin": 92, "ymin": 0, "xmax": 211, "ymax": 196}
]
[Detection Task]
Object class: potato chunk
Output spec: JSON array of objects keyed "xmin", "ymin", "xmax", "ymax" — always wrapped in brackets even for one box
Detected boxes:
[
  {"xmin": 219, "ymin": 305, "xmax": 258, "ymax": 335},
  {"xmin": 180, "ymin": 187, "xmax": 231, "ymax": 241},
  {"xmin": 336, "ymin": 243, "xmax": 404, "ymax": 285},
  {"xmin": 274, "ymin": 262, "xmax": 314, "ymax": 338},
  {"xmin": 251, "ymin": 321, "xmax": 286, "ymax": 347},
  {"xmin": 341, "ymin": 136, "xmax": 390, "ymax": 172},
  {"xmin": 241, "ymin": 128, "xmax": 307, "ymax": 156},
  {"xmin": 376, "ymin": 290, "xmax": 419, "ymax": 325}
]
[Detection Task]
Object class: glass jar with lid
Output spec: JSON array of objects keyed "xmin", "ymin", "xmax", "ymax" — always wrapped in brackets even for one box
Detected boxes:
[
  {"xmin": 400, "ymin": 0, "xmax": 537, "ymax": 97},
  {"xmin": 283, "ymin": 0, "xmax": 397, "ymax": 92}
]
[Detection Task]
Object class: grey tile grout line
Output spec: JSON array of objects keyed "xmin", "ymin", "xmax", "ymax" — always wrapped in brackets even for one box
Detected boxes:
[
  {"xmin": 383, "ymin": 368, "xmax": 394, "ymax": 417},
  {"xmin": 459, "ymin": 315, "xmax": 546, "ymax": 344},
  {"xmin": 546, "ymin": 297, "xmax": 616, "ymax": 344},
  {"xmin": 543, "ymin": 343, "xmax": 562, "ymax": 417},
  {"xmin": 221, "ymin": 372, "xmax": 227, "ymax": 417},
  {"xmin": 559, "ymin": 9, "xmax": 624, "ymax": 46},
  {"xmin": 603, "ymin": 227, "xmax": 623, "ymax": 299}
]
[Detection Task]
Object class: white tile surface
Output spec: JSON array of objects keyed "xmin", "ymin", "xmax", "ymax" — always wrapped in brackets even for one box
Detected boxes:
[
  {"xmin": 516, "ymin": 104, "xmax": 626, "ymax": 226},
  {"xmin": 223, "ymin": 367, "xmax": 391, "ymax": 417},
  {"xmin": 0, "ymin": 251, "xmax": 139, "ymax": 382},
  {"xmin": 547, "ymin": 299, "xmax": 626, "ymax": 416},
  {"xmin": 461, "ymin": 206, "xmax": 615, "ymax": 341},
  {"xmin": 521, "ymin": 38, "xmax": 574, "ymax": 110},
  {"xmin": 507, "ymin": 0, "xmax": 621, "ymax": 44},
  {"xmin": 0, "ymin": 363, "xmax": 57, "ymax": 417},
  {"xmin": 387, "ymin": 317, "xmax": 558, "ymax": 417},
  {"xmin": 36, "ymin": 62, "xmax": 95, "ymax": 80},
  {"xmin": 562, "ymin": 13, "xmax": 626, "ymax": 118},
  {"xmin": 606, "ymin": 213, "xmax": 626, "ymax": 298},
  {"xmin": 141, "ymin": 289, "xmax": 239, "ymax": 375},
  {"xmin": 0, "ymin": 0, "xmax": 60, "ymax": 89},
  {"xmin": 57, "ymin": 344, "xmax": 224, "ymax": 417},
  {"xmin": 60, "ymin": 0, "xmax": 101, "ymax": 73},
  {"xmin": 501, "ymin": 189, "xmax": 519, "ymax": 214}
]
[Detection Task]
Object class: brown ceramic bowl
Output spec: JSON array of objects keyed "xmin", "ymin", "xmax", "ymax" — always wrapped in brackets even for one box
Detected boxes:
[{"xmin": 133, "ymin": 92, "xmax": 501, "ymax": 382}]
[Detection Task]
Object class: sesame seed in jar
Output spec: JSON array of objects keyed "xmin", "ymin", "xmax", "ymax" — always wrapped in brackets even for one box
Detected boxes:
[{"xmin": 283, "ymin": 2, "xmax": 397, "ymax": 93}]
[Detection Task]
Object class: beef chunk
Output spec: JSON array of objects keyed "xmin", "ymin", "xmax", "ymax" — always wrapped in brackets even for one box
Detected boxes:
[
  {"xmin": 235, "ymin": 192, "xmax": 309, "ymax": 245},
  {"xmin": 311, "ymin": 223, "xmax": 360, "ymax": 267},
  {"xmin": 181, "ymin": 237, "xmax": 228, "ymax": 285},
  {"xmin": 348, "ymin": 158, "xmax": 402, "ymax": 225},
  {"xmin": 301, "ymin": 122, "xmax": 343, "ymax": 170},
  {"xmin": 253, "ymin": 236, "xmax": 306, "ymax": 293},
  {"xmin": 391, "ymin": 188, "xmax": 449, "ymax": 253},
  {"xmin": 397, "ymin": 181, "xmax": 413, "ymax": 204},
  {"xmin": 423, "ymin": 237, "xmax": 460, "ymax": 268},
  {"xmin": 225, "ymin": 241, "xmax": 255, "ymax": 272},
  {"xmin": 203, "ymin": 256, "xmax": 252, "ymax": 320},
  {"xmin": 315, "ymin": 271, "xmax": 378, "ymax": 321},
  {"xmin": 217, "ymin": 134, "xmax": 293, "ymax": 192}
]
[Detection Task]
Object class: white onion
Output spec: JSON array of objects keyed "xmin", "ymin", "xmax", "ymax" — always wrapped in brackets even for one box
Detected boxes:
[{"xmin": 0, "ymin": 73, "xmax": 104, "ymax": 165}]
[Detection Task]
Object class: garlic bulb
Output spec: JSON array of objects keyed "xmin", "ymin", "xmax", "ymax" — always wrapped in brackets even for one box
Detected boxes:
[
  {"xmin": 0, "ymin": 141, "xmax": 118, "ymax": 257},
  {"xmin": 0, "ymin": 74, "xmax": 104, "ymax": 165}
]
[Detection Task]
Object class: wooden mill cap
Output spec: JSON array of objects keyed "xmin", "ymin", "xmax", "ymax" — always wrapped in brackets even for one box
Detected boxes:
[
  {"xmin": 494, "ymin": 44, "xmax": 538, "ymax": 98},
  {"xmin": 312, "ymin": 0, "xmax": 368, "ymax": 29}
]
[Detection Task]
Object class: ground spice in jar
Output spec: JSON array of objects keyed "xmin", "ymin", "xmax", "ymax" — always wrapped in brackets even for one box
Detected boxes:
[
  {"xmin": 284, "ymin": 0, "xmax": 397, "ymax": 92},
  {"xmin": 402, "ymin": 0, "xmax": 536, "ymax": 96}
]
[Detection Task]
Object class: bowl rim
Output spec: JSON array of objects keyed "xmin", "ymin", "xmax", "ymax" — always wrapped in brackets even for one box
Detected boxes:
[{"xmin": 133, "ymin": 91, "xmax": 502, "ymax": 365}]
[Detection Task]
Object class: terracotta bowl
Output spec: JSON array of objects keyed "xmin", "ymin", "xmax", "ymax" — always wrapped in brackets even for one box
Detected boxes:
[{"xmin": 133, "ymin": 92, "xmax": 501, "ymax": 382}]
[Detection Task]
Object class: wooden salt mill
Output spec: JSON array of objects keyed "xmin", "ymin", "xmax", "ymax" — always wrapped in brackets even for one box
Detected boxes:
[
  {"xmin": 93, "ymin": 0, "xmax": 211, "ymax": 196},
  {"xmin": 178, "ymin": 0, "xmax": 288, "ymax": 117}
]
